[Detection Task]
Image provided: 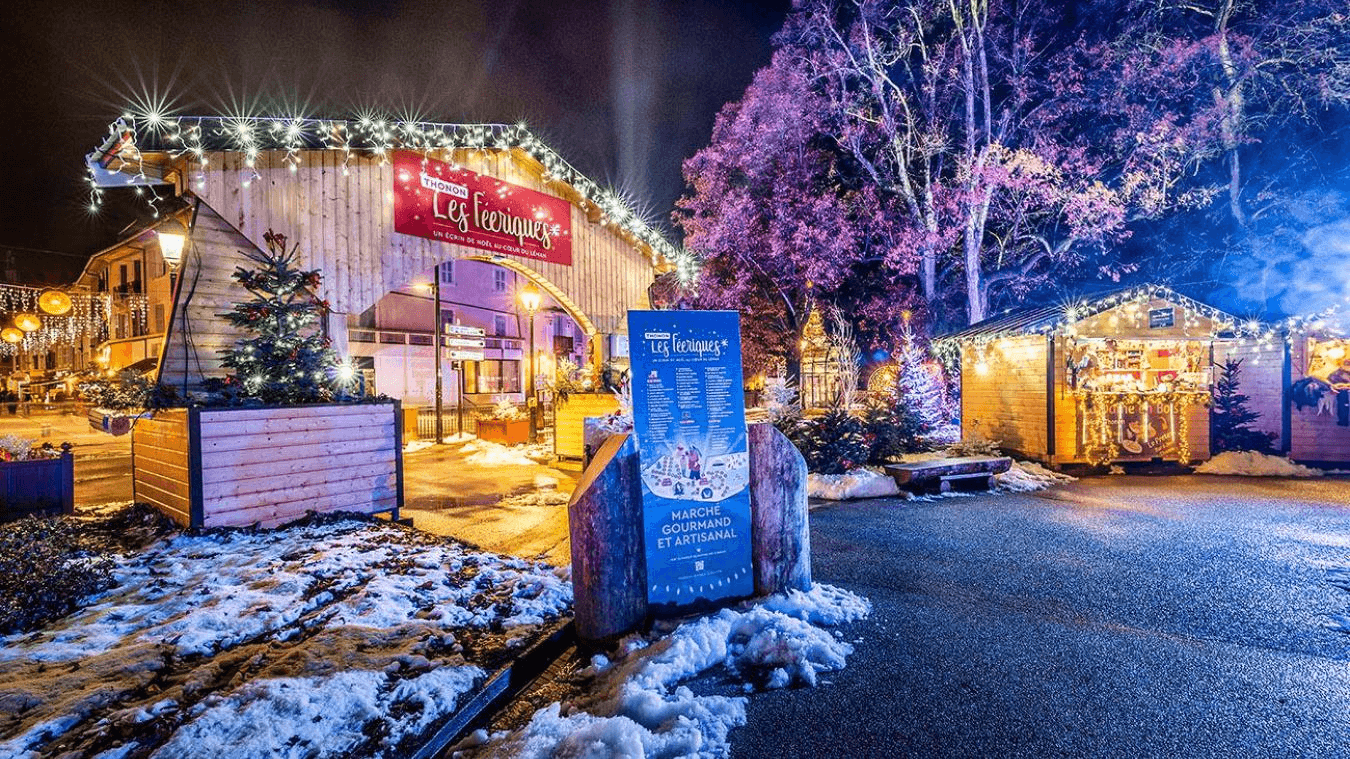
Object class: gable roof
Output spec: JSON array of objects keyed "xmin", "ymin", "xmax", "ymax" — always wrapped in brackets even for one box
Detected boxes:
[
  {"xmin": 938, "ymin": 284, "xmax": 1250, "ymax": 344},
  {"xmin": 84, "ymin": 115, "xmax": 692, "ymax": 277}
]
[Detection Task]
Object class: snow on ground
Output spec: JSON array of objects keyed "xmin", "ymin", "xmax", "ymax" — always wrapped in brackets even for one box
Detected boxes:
[
  {"xmin": 452, "ymin": 583, "xmax": 870, "ymax": 759},
  {"xmin": 404, "ymin": 433, "xmax": 481, "ymax": 454},
  {"xmin": 808, "ymin": 459, "xmax": 1073, "ymax": 501},
  {"xmin": 1194, "ymin": 451, "xmax": 1324, "ymax": 478},
  {"xmin": 997, "ymin": 460, "xmax": 1077, "ymax": 492},
  {"xmin": 0, "ymin": 516, "xmax": 572, "ymax": 759},
  {"xmin": 459, "ymin": 440, "xmax": 554, "ymax": 467},
  {"xmin": 808, "ymin": 468, "xmax": 900, "ymax": 500}
]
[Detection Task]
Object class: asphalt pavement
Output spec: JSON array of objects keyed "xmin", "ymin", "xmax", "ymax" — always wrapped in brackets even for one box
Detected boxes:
[{"xmin": 725, "ymin": 475, "xmax": 1350, "ymax": 758}]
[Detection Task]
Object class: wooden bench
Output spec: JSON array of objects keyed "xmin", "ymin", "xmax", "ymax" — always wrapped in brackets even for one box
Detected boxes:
[{"xmin": 883, "ymin": 456, "xmax": 1013, "ymax": 495}]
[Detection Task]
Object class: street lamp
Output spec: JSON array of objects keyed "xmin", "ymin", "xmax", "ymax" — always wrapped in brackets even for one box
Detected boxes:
[{"xmin": 519, "ymin": 282, "xmax": 542, "ymax": 444}]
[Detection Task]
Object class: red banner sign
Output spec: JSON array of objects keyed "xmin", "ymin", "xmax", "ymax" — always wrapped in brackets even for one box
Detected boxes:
[{"xmin": 393, "ymin": 150, "xmax": 573, "ymax": 266}]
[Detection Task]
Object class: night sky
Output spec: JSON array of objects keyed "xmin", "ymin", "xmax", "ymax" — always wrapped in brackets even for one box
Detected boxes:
[{"xmin": 2, "ymin": 0, "xmax": 791, "ymax": 282}]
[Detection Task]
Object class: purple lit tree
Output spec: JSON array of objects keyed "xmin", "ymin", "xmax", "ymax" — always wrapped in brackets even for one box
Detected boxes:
[{"xmin": 676, "ymin": 51, "xmax": 922, "ymax": 379}]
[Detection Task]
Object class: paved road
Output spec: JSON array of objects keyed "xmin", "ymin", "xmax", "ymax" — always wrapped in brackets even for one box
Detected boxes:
[
  {"xmin": 729, "ymin": 475, "xmax": 1350, "ymax": 758},
  {"xmin": 0, "ymin": 410, "xmax": 132, "ymax": 506}
]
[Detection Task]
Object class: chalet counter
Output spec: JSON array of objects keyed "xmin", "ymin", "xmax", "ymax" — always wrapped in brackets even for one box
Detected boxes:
[{"xmin": 132, "ymin": 401, "xmax": 402, "ymax": 528}]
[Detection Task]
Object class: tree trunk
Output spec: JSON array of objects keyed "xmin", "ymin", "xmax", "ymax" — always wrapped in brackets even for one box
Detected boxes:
[
  {"xmin": 749, "ymin": 423, "xmax": 810, "ymax": 595},
  {"xmin": 568, "ymin": 433, "xmax": 647, "ymax": 645}
]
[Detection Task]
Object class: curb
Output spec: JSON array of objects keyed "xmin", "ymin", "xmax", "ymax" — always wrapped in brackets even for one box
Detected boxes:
[{"xmin": 411, "ymin": 619, "xmax": 577, "ymax": 759}]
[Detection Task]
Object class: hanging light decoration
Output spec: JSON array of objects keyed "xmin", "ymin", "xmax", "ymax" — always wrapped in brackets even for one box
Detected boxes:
[
  {"xmin": 14, "ymin": 312, "xmax": 42, "ymax": 332},
  {"xmin": 38, "ymin": 289, "xmax": 73, "ymax": 316},
  {"xmin": 1, "ymin": 327, "xmax": 21, "ymax": 344}
]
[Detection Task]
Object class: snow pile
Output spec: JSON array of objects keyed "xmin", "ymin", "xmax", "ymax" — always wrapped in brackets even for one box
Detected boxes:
[
  {"xmin": 404, "ymin": 439, "xmax": 437, "ymax": 454},
  {"xmin": 405, "ymin": 434, "xmax": 479, "ymax": 454},
  {"xmin": 153, "ymin": 666, "xmax": 485, "ymax": 759},
  {"xmin": 0, "ymin": 518, "xmax": 572, "ymax": 759},
  {"xmin": 808, "ymin": 468, "xmax": 901, "ymax": 501},
  {"xmin": 996, "ymin": 460, "xmax": 1077, "ymax": 492},
  {"xmin": 806, "ymin": 459, "xmax": 1071, "ymax": 501},
  {"xmin": 459, "ymin": 440, "xmax": 553, "ymax": 467},
  {"xmin": 454, "ymin": 583, "xmax": 871, "ymax": 759},
  {"xmin": 1194, "ymin": 451, "xmax": 1323, "ymax": 477}
]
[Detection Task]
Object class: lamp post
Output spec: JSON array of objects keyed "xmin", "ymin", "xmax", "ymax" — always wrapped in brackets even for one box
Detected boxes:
[
  {"xmin": 156, "ymin": 215, "xmax": 190, "ymax": 392},
  {"xmin": 519, "ymin": 283, "xmax": 541, "ymax": 444},
  {"xmin": 433, "ymin": 274, "xmax": 444, "ymax": 444}
]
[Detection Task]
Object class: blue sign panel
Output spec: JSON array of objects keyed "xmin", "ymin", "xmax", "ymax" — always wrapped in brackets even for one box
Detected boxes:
[{"xmin": 628, "ymin": 310, "xmax": 753, "ymax": 612}]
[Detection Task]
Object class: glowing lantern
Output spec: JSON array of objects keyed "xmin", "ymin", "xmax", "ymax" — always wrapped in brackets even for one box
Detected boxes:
[
  {"xmin": 13, "ymin": 313, "xmax": 41, "ymax": 332},
  {"xmin": 157, "ymin": 218, "xmax": 189, "ymax": 269},
  {"xmin": 38, "ymin": 289, "xmax": 72, "ymax": 316},
  {"xmin": 1, "ymin": 327, "xmax": 21, "ymax": 344}
]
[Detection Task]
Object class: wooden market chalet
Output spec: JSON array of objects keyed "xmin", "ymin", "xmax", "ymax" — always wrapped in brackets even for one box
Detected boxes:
[
  {"xmin": 83, "ymin": 114, "xmax": 687, "ymax": 527},
  {"xmin": 938, "ymin": 285, "xmax": 1350, "ymax": 468}
]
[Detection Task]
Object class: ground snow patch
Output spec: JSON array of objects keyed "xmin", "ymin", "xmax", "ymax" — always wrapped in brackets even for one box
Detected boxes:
[
  {"xmin": 459, "ymin": 440, "xmax": 553, "ymax": 467},
  {"xmin": 807, "ymin": 460, "xmax": 1071, "ymax": 501},
  {"xmin": 151, "ymin": 666, "xmax": 484, "ymax": 759},
  {"xmin": 807, "ymin": 469, "xmax": 901, "ymax": 501},
  {"xmin": 0, "ymin": 519, "xmax": 572, "ymax": 759},
  {"xmin": 997, "ymin": 461, "xmax": 1077, "ymax": 492},
  {"xmin": 1195, "ymin": 451, "xmax": 1323, "ymax": 477},
  {"xmin": 453, "ymin": 583, "xmax": 870, "ymax": 759}
]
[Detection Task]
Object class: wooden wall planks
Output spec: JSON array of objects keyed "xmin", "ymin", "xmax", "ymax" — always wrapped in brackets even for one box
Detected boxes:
[
  {"xmin": 960, "ymin": 336, "xmax": 1049, "ymax": 460},
  {"xmin": 194, "ymin": 149, "xmax": 658, "ymax": 334},
  {"xmin": 131, "ymin": 409, "xmax": 192, "ymax": 526}
]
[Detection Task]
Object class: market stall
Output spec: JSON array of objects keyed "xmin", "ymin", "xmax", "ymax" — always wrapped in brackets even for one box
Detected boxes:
[
  {"xmin": 937, "ymin": 286, "xmax": 1249, "ymax": 466},
  {"xmin": 1285, "ymin": 331, "xmax": 1350, "ymax": 462}
]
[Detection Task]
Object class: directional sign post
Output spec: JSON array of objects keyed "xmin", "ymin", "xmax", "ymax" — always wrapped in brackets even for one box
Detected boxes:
[{"xmin": 440, "ymin": 325, "xmax": 487, "ymax": 432}]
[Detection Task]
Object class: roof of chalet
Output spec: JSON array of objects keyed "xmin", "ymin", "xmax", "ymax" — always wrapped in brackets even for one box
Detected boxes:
[
  {"xmin": 84, "ymin": 115, "xmax": 688, "ymax": 272},
  {"xmin": 938, "ymin": 284, "xmax": 1248, "ymax": 344}
]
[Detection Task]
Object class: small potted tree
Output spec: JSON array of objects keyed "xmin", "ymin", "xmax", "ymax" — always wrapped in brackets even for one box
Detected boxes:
[{"xmin": 130, "ymin": 230, "xmax": 402, "ymax": 528}]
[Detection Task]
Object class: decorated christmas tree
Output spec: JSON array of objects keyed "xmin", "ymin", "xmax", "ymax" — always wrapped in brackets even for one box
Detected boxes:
[
  {"xmin": 1210, "ymin": 357, "xmax": 1275, "ymax": 453},
  {"xmin": 220, "ymin": 230, "xmax": 340, "ymax": 404},
  {"xmin": 894, "ymin": 328, "xmax": 948, "ymax": 434}
]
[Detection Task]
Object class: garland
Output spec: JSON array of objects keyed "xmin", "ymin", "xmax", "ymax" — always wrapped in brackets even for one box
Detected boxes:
[{"xmin": 1072, "ymin": 389, "xmax": 1210, "ymax": 465}]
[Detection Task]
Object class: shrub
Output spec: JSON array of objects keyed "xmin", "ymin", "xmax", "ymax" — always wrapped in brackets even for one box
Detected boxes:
[
  {"xmin": 787, "ymin": 409, "xmax": 871, "ymax": 474},
  {"xmin": 863, "ymin": 399, "xmax": 931, "ymax": 463},
  {"xmin": 0, "ymin": 517, "xmax": 115, "ymax": 635}
]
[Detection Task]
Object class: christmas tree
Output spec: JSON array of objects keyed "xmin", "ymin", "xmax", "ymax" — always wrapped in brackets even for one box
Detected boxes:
[
  {"xmin": 1210, "ymin": 357, "xmax": 1275, "ymax": 453},
  {"xmin": 894, "ymin": 329, "xmax": 948, "ymax": 434},
  {"xmin": 220, "ymin": 230, "xmax": 340, "ymax": 404},
  {"xmin": 788, "ymin": 409, "xmax": 871, "ymax": 474}
]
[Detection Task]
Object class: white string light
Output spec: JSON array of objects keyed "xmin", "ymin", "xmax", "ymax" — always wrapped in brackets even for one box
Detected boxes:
[{"xmin": 89, "ymin": 113, "xmax": 699, "ymax": 285}]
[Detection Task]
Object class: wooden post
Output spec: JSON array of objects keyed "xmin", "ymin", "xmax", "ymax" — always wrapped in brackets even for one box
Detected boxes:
[
  {"xmin": 568, "ymin": 433, "xmax": 647, "ymax": 645},
  {"xmin": 748, "ymin": 422, "xmax": 811, "ymax": 596}
]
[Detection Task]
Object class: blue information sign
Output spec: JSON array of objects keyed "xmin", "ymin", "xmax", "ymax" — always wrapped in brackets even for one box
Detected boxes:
[{"xmin": 627, "ymin": 310, "xmax": 753, "ymax": 612}]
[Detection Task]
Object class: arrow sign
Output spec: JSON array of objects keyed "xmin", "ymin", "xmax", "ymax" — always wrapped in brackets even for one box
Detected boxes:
[
  {"xmin": 445, "ymin": 349, "xmax": 485, "ymax": 361},
  {"xmin": 445, "ymin": 337, "xmax": 487, "ymax": 348},
  {"xmin": 444, "ymin": 324, "xmax": 486, "ymax": 337}
]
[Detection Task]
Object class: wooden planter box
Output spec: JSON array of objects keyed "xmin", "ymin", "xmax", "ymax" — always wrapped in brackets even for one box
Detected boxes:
[
  {"xmin": 1, "ymin": 450, "xmax": 74, "ymax": 522},
  {"xmin": 131, "ymin": 401, "xmax": 403, "ymax": 529},
  {"xmin": 477, "ymin": 417, "xmax": 529, "ymax": 446}
]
